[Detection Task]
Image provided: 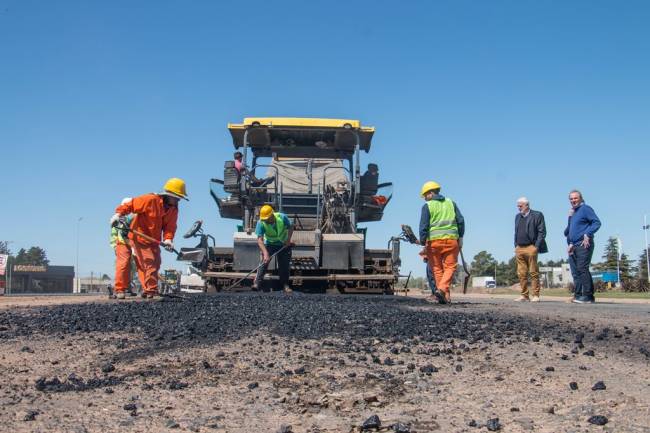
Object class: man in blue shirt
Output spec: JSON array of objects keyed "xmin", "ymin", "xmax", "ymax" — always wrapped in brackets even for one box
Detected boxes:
[
  {"xmin": 253, "ymin": 205, "xmax": 294, "ymax": 293},
  {"xmin": 564, "ymin": 190, "xmax": 601, "ymax": 303}
]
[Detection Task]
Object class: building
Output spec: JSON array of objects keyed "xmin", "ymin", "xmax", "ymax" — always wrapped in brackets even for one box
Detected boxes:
[
  {"xmin": 6, "ymin": 265, "xmax": 74, "ymax": 294},
  {"xmin": 74, "ymin": 275, "xmax": 112, "ymax": 294},
  {"xmin": 539, "ymin": 264, "xmax": 573, "ymax": 288}
]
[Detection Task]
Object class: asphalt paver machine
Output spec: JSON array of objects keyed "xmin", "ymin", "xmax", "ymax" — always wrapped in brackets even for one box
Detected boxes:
[{"xmin": 181, "ymin": 118, "xmax": 403, "ymax": 294}]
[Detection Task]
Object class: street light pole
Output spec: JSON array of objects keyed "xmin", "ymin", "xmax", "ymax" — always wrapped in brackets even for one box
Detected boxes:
[
  {"xmin": 5, "ymin": 240, "xmax": 14, "ymax": 294},
  {"xmin": 76, "ymin": 217, "xmax": 83, "ymax": 293},
  {"xmin": 643, "ymin": 215, "xmax": 650, "ymax": 283},
  {"xmin": 616, "ymin": 236, "xmax": 622, "ymax": 287}
]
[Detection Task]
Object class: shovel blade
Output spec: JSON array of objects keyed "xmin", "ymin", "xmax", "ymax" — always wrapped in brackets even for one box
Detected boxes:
[{"xmin": 177, "ymin": 248, "xmax": 206, "ymax": 262}]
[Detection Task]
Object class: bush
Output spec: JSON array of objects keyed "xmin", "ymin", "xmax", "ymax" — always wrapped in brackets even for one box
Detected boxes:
[{"xmin": 622, "ymin": 279, "xmax": 649, "ymax": 292}]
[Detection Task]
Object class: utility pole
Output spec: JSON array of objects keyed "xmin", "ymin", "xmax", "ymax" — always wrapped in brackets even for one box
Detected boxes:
[
  {"xmin": 643, "ymin": 215, "xmax": 650, "ymax": 283},
  {"xmin": 76, "ymin": 217, "xmax": 83, "ymax": 293}
]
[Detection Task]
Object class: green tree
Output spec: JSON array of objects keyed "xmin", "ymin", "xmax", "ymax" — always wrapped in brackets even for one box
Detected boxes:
[
  {"xmin": 637, "ymin": 249, "xmax": 649, "ymax": 282},
  {"xmin": 0, "ymin": 241, "xmax": 11, "ymax": 255},
  {"xmin": 619, "ymin": 253, "xmax": 635, "ymax": 282},
  {"xmin": 496, "ymin": 257, "xmax": 518, "ymax": 286},
  {"xmin": 471, "ymin": 251, "xmax": 497, "ymax": 277},
  {"xmin": 14, "ymin": 247, "xmax": 49, "ymax": 266},
  {"xmin": 593, "ymin": 236, "xmax": 619, "ymax": 271}
]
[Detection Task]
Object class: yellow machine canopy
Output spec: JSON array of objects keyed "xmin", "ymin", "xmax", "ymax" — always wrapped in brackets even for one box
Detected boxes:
[{"xmin": 227, "ymin": 117, "xmax": 375, "ymax": 158}]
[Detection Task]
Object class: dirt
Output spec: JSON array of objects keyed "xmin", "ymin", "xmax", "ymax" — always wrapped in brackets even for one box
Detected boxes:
[{"xmin": 0, "ymin": 293, "xmax": 648, "ymax": 433}]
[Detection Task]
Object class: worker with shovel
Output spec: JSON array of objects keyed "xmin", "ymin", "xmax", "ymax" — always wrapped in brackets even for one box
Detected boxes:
[
  {"xmin": 110, "ymin": 178, "xmax": 188, "ymax": 299},
  {"xmin": 419, "ymin": 181, "xmax": 465, "ymax": 304},
  {"xmin": 253, "ymin": 205, "xmax": 294, "ymax": 293}
]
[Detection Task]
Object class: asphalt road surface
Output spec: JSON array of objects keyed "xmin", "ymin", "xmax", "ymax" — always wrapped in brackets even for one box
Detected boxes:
[{"xmin": 0, "ymin": 293, "xmax": 648, "ymax": 432}]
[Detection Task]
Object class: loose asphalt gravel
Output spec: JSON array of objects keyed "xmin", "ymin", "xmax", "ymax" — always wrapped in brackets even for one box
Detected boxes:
[{"xmin": 0, "ymin": 293, "xmax": 648, "ymax": 432}]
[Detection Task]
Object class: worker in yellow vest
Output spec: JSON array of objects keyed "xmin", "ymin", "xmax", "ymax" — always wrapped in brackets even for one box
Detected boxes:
[
  {"xmin": 253, "ymin": 205, "xmax": 294, "ymax": 293},
  {"xmin": 419, "ymin": 181, "xmax": 465, "ymax": 304}
]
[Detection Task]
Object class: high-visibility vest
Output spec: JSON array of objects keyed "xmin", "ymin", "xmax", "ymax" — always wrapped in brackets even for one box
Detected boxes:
[
  {"xmin": 110, "ymin": 215, "xmax": 133, "ymax": 248},
  {"xmin": 427, "ymin": 198, "xmax": 459, "ymax": 240},
  {"xmin": 261, "ymin": 212, "xmax": 288, "ymax": 244}
]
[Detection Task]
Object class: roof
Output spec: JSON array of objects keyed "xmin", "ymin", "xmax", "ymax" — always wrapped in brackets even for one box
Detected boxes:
[{"xmin": 227, "ymin": 117, "xmax": 375, "ymax": 158}]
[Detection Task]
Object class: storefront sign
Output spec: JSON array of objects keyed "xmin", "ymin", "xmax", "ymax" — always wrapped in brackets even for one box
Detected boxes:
[
  {"xmin": 0, "ymin": 254, "xmax": 7, "ymax": 276},
  {"xmin": 13, "ymin": 265, "xmax": 47, "ymax": 273}
]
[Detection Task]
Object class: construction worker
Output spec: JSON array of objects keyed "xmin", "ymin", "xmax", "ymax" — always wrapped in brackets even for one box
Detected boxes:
[
  {"xmin": 419, "ymin": 181, "xmax": 465, "ymax": 304},
  {"xmin": 109, "ymin": 178, "xmax": 188, "ymax": 299},
  {"xmin": 110, "ymin": 198, "xmax": 136, "ymax": 299},
  {"xmin": 253, "ymin": 204, "xmax": 293, "ymax": 293}
]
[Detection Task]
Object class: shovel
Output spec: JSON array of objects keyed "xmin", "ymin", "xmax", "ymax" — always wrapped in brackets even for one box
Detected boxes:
[{"xmin": 115, "ymin": 221, "xmax": 185, "ymax": 259}]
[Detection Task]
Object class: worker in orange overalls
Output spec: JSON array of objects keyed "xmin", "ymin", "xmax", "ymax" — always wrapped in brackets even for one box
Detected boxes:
[
  {"xmin": 110, "ymin": 178, "xmax": 188, "ymax": 299},
  {"xmin": 110, "ymin": 197, "xmax": 136, "ymax": 299},
  {"xmin": 418, "ymin": 181, "xmax": 465, "ymax": 304}
]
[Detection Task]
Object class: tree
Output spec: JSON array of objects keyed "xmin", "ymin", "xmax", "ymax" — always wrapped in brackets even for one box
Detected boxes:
[
  {"xmin": 637, "ymin": 249, "xmax": 649, "ymax": 282},
  {"xmin": 496, "ymin": 257, "xmax": 519, "ymax": 286},
  {"xmin": 593, "ymin": 236, "xmax": 619, "ymax": 271},
  {"xmin": 471, "ymin": 251, "xmax": 497, "ymax": 277},
  {"xmin": 14, "ymin": 247, "xmax": 49, "ymax": 266},
  {"xmin": 0, "ymin": 241, "xmax": 11, "ymax": 255},
  {"xmin": 618, "ymin": 253, "xmax": 635, "ymax": 282}
]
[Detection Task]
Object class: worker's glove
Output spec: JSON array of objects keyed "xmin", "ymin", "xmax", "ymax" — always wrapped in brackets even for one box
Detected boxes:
[
  {"xmin": 162, "ymin": 239, "xmax": 174, "ymax": 252},
  {"xmin": 458, "ymin": 237, "xmax": 464, "ymax": 249},
  {"xmin": 110, "ymin": 213, "xmax": 124, "ymax": 227}
]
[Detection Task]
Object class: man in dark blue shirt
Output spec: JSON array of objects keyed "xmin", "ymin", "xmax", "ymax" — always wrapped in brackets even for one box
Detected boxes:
[{"xmin": 564, "ymin": 190, "xmax": 601, "ymax": 303}]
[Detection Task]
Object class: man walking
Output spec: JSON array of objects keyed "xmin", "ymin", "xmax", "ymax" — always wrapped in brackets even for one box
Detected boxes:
[
  {"xmin": 513, "ymin": 197, "xmax": 548, "ymax": 302},
  {"xmin": 564, "ymin": 190, "xmax": 601, "ymax": 303},
  {"xmin": 419, "ymin": 181, "xmax": 465, "ymax": 304},
  {"xmin": 110, "ymin": 178, "xmax": 188, "ymax": 299},
  {"xmin": 253, "ymin": 205, "xmax": 293, "ymax": 293}
]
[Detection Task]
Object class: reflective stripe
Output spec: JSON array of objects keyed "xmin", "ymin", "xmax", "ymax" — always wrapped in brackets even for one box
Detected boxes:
[
  {"xmin": 429, "ymin": 219, "xmax": 455, "ymax": 228},
  {"xmin": 429, "ymin": 229, "xmax": 459, "ymax": 236}
]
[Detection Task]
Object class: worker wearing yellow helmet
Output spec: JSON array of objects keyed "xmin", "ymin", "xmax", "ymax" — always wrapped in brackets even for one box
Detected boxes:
[
  {"xmin": 109, "ymin": 178, "xmax": 188, "ymax": 299},
  {"xmin": 418, "ymin": 180, "xmax": 465, "ymax": 304},
  {"xmin": 253, "ymin": 204, "xmax": 294, "ymax": 293}
]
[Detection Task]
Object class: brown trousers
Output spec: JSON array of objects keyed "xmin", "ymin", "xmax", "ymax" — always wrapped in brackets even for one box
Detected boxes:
[{"xmin": 515, "ymin": 245, "xmax": 539, "ymax": 297}]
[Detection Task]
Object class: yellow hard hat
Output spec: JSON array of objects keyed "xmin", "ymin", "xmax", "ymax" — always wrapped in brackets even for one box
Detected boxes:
[
  {"xmin": 420, "ymin": 181, "xmax": 441, "ymax": 197},
  {"xmin": 260, "ymin": 205, "xmax": 274, "ymax": 220},
  {"xmin": 162, "ymin": 178, "xmax": 189, "ymax": 201}
]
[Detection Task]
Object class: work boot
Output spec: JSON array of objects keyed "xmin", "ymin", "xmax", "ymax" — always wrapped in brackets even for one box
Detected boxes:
[
  {"xmin": 283, "ymin": 284, "xmax": 293, "ymax": 294},
  {"xmin": 432, "ymin": 290, "xmax": 447, "ymax": 305},
  {"xmin": 531, "ymin": 295, "xmax": 540, "ymax": 302},
  {"xmin": 145, "ymin": 292, "xmax": 163, "ymax": 301},
  {"xmin": 514, "ymin": 295, "xmax": 530, "ymax": 302},
  {"xmin": 116, "ymin": 292, "xmax": 126, "ymax": 300}
]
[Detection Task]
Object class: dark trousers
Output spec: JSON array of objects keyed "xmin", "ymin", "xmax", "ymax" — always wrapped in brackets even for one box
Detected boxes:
[
  {"xmin": 254, "ymin": 244, "xmax": 291, "ymax": 289},
  {"xmin": 568, "ymin": 242, "xmax": 595, "ymax": 301},
  {"xmin": 426, "ymin": 264, "xmax": 437, "ymax": 294}
]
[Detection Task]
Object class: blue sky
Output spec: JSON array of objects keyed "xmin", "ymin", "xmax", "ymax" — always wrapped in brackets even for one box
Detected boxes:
[{"xmin": 1, "ymin": 0, "xmax": 649, "ymax": 278}]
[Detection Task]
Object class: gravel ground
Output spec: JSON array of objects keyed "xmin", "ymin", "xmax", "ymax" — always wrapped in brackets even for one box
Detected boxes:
[{"xmin": 0, "ymin": 293, "xmax": 649, "ymax": 433}]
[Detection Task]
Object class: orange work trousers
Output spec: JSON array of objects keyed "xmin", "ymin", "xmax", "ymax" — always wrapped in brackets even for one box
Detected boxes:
[
  {"xmin": 426, "ymin": 239, "xmax": 460, "ymax": 295},
  {"xmin": 114, "ymin": 243, "xmax": 133, "ymax": 293},
  {"xmin": 132, "ymin": 240, "xmax": 161, "ymax": 295}
]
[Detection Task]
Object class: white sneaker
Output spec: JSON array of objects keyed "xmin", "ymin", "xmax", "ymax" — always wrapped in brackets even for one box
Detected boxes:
[
  {"xmin": 514, "ymin": 295, "xmax": 530, "ymax": 302},
  {"xmin": 116, "ymin": 292, "xmax": 126, "ymax": 299},
  {"xmin": 531, "ymin": 296, "xmax": 540, "ymax": 302}
]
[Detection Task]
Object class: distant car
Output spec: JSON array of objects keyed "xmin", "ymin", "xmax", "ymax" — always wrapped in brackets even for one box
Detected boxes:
[{"xmin": 486, "ymin": 281, "xmax": 496, "ymax": 289}]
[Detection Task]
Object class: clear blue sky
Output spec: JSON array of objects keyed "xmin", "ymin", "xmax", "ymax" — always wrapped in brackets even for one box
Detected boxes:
[{"xmin": 1, "ymin": 0, "xmax": 649, "ymax": 278}]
